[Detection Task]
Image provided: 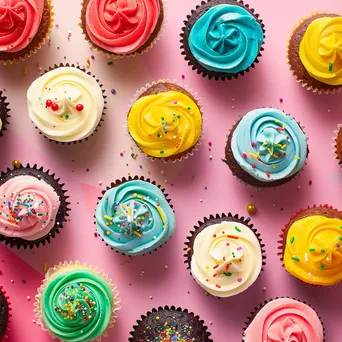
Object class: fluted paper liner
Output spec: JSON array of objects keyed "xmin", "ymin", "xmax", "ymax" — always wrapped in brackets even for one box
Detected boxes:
[
  {"xmin": 34, "ymin": 261, "xmax": 121, "ymax": 342},
  {"xmin": 0, "ymin": 91, "xmax": 10, "ymax": 138},
  {"xmin": 125, "ymin": 79, "xmax": 205, "ymax": 163},
  {"xmin": 0, "ymin": 286, "xmax": 12, "ymax": 340},
  {"xmin": 79, "ymin": 0, "xmax": 167, "ymax": 60},
  {"xmin": 332, "ymin": 124, "xmax": 342, "ymax": 166}
]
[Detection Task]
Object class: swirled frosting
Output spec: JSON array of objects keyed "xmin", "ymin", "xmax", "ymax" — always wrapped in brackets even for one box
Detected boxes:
[
  {"xmin": 191, "ymin": 221, "xmax": 262, "ymax": 297},
  {"xmin": 128, "ymin": 90, "xmax": 202, "ymax": 158},
  {"xmin": 231, "ymin": 108, "xmax": 308, "ymax": 183},
  {"xmin": 95, "ymin": 180, "xmax": 176, "ymax": 255},
  {"xmin": 188, "ymin": 4, "xmax": 264, "ymax": 74},
  {"xmin": 0, "ymin": 0, "xmax": 44, "ymax": 52},
  {"xmin": 27, "ymin": 67, "xmax": 104, "ymax": 143},
  {"xmin": 244, "ymin": 298, "xmax": 324, "ymax": 342},
  {"xmin": 284, "ymin": 215, "xmax": 342, "ymax": 286},
  {"xmin": 41, "ymin": 268, "xmax": 114, "ymax": 342},
  {"xmin": 299, "ymin": 16, "xmax": 342, "ymax": 86},
  {"xmin": 0, "ymin": 175, "xmax": 60, "ymax": 241},
  {"xmin": 85, "ymin": 0, "xmax": 161, "ymax": 54}
]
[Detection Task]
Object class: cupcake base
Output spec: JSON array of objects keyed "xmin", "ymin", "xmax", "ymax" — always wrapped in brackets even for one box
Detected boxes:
[
  {"xmin": 0, "ymin": 163, "xmax": 70, "ymax": 249},
  {"xmin": 0, "ymin": 91, "xmax": 10, "ymax": 137},
  {"xmin": 0, "ymin": 286, "xmax": 11, "ymax": 340},
  {"xmin": 180, "ymin": 0, "xmax": 265, "ymax": 81},
  {"xmin": 333, "ymin": 125, "xmax": 342, "ymax": 166},
  {"xmin": 287, "ymin": 13, "xmax": 342, "ymax": 94}
]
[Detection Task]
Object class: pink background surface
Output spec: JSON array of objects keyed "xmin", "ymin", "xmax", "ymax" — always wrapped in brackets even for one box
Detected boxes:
[{"xmin": 0, "ymin": 0, "xmax": 342, "ymax": 341}]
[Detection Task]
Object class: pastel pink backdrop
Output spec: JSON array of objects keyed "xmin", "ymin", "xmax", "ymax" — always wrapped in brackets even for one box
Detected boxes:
[{"xmin": 0, "ymin": 0, "xmax": 342, "ymax": 341}]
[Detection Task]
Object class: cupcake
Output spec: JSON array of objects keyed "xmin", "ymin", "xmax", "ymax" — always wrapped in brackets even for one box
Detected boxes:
[
  {"xmin": 333, "ymin": 124, "xmax": 342, "ymax": 166},
  {"xmin": 279, "ymin": 204, "xmax": 342, "ymax": 286},
  {"xmin": 180, "ymin": 0, "xmax": 265, "ymax": 80},
  {"xmin": 127, "ymin": 80, "xmax": 203, "ymax": 162},
  {"xmin": 0, "ymin": 0, "xmax": 54, "ymax": 64},
  {"xmin": 288, "ymin": 13, "xmax": 342, "ymax": 94},
  {"xmin": 27, "ymin": 64, "xmax": 106, "ymax": 144},
  {"xmin": 129, "ymin": 306, "xmax": 213, "ymax": 341},
  {"xmin": 0, "ymin": 163, "xmax": 70, "ymax": 249},
  {"xmin": 243, "ymin": 298, "xmax": 325, "ymax": 341},
  {"xmin": 95, "ymin": 176, "xmax": 176, "ymax": 256},
  {"xmin": 185, "ymin": 213, "xmax": 265, "ymax": 297},
  {"xmin": 0, "ymin": 286, "xmax": 10, "ymax": 340},
  {"xmin": 80, "ymin": 0, "xmax": 164, "ymax": 58},
  {"xmin": 34, "ymin": 261, "xmax": 120, "ymax": 342},
  {"xmin": 223, "ymin": 108, "xmax": 308, "ymax": 188},
  {"xmin": 0, "ymin": 91, "xmax": 10, "ymax": 137}
]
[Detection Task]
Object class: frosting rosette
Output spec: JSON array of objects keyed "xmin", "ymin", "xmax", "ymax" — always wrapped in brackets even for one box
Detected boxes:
[
  {"xmin": 244, "ymin": 298, "xmax": 324, "ymax": 342},
  {"xmin": 85, "ymin": 0, "xmax": 161, "ymax": 55},
  {"xmin": 299, "ymin": 16, "xmax": 342, "ymax": 86},
  {"xmin": 27, "ymin": 66, "xmax": 104, "ymax": 143},
  {"xmin": 96, "ymin": 179, "xmax": 176, "ymax": 255},
  {"xmin": 128, "ymin": 89, "xmax": 202, "ymax": 158},
  {"xmin": 0, "ymin": 175, "xmax": 60, "ymax": 241},
  {"xmin": 0, "ymin": 0, "xmax": 44, "ymax": 53},
  {"xmin": 190, "ymin": 221, "xmax": 262, "ymax": 297},
  {"xmin": 284, "ymin": 215, "xmax": 342, "ymax": 286},
  {"xmin": 231, "ymin": 108, "xmax": 308, "ymax": 183},
  {"xmin": 188, "ymin": 4, "xmax": 264, "ymax": 74}
]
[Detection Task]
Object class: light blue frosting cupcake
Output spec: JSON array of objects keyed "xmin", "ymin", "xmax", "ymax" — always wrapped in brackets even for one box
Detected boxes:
[
  {"xmin": 231, "ymin": 108, "xmax": 308, "ymax": 182},
  {"xmin": 188, "ymin": 4, "xmax": 264, "ymax": 74},
  {"xmin": 95, "ymin": 180, "xmax": 176, "ymax": 256}
]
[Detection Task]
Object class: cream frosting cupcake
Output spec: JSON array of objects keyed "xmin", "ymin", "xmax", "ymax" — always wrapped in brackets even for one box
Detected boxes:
[
  {"xmin": 185, "ymin": 213, "xmax": 265, "ymax": 297},
  {"xmin": 27, "ymin": 65, "xmax": 105, "ymax": 143}
]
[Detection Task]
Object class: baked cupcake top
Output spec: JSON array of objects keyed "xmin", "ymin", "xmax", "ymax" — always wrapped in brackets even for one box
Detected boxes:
[
  {"xmin": 0, "ymin": 175, "xmax": 60, "ymax": 241},
  {"xmin": 128, "ymin": 83, "xmax": 202, "ymax": 158},
  {"xmin": 190, "ymin": 220, "xmax": 262, "ymax": 297},
  {"xmin": 85, "ymin": 0, "xmax": 161, "ymax": 55},
  {"xmin": 0, "ymin": 0, "xmax": 45, "ymax": 53},
  {"xmin": 244, "ymin": 298, "xmax": 324, "ymax": 342},
  {"xmin": 130, "ymin": 307, "xmax": 212, "ymax": 341},
  {"xmin": 284, "ymin": 208, "xmax": 342, "ymax": 286},
  {"xmin": 96, "ymin": 180, "xmax": 176, "ymax": 255},
  {"xmin": 0, "ymin": 287, "xmax": 9, "ymax": 340},
  {"xmin": 41, "ymin": 267, "xmax": 114, "ymax": 342},
  {"xmin": 188, "ymin": 3, "xmax": 264, "ymax": 74},
  {"xmin": 231, "ymin": 108, "xmax": 308, "ymax": 183},
  {"xmin": 299, "ymin": 15, "xmax": 342, "ymax": 86},
  {"xmin": 27, "ymin": 66, "xmax": 104, "ymax": 143}
]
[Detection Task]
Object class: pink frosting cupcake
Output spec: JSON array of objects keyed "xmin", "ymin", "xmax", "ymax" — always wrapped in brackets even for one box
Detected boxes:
[
  {"xmin": 80, "ymin": 0, "xmax": 165, "ymax": 58},
  {"xmin": 243, "ymin": 298, "xmax": 325, "ymax": 341}
]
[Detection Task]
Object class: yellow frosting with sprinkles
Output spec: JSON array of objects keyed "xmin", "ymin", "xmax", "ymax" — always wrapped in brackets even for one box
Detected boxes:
[
  {"xmin": 127, "ymin": 90, "xmax": 202, "ymax": 158},
  {"xmin": 284, "ymin": 215, "xmax": 342, "ymax": 285},
  {"xmin": 299, "ymin": 16, "xmax": 342, "ymax": 86}
]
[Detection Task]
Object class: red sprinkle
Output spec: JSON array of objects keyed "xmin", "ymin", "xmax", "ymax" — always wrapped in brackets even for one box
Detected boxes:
[
  {"xmin": 213, "ymin": 273, "xmax": 217, "ymax": 277},
  {"xmin": 252, "ymin": 164, "xmax": 256, "ymax": 169},
  {"xmin": 215, "ymin": 284, "xmax": 221, "ymax": 289},
  {"xmin": 51, "ymin": 103, "xmax": 59, "ymax": 111},
  {"xmin": 266, "ymin": 172, "xmax": 270, "ymax": 178},
  {"xmin": 226, "ymin": 264, "xmax": 230, "ymax": 270},
  {"xmin": 76, "ymin": 104, "xmax": 84, "ymax": 112},
  {"xmin": 242, "ymin": 153, "xmax": 248, "ymax": 159},
  {"xmin": 46, "ymin": 99, "xmax": 52, "ymax": 107},
  {"xmin": 251, "ymin": 142, "xmax": 255, "ymax": 148},
  {"xmin": 227, "ymin": 235, "xmax": 238, "ymax": 239},
  {"xmin": 213, "ymin": 234, "xmax": 217, "ymax": 238},
  {"xmin": 213, "ymin": 265, "xmax": 219, "ymax": 269}
]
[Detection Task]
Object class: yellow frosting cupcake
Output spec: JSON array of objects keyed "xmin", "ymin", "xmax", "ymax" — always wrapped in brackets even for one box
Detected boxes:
[
  {"xmin": 127, "ymin": 82, "xmax": 203, "ymax": 161},
  {"xmin": 282, "ymin": 206, "xmax": 342, "ymax": 286}
]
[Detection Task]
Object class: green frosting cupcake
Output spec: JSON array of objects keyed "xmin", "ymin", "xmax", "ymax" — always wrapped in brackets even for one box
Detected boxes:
[{"xmin": 37, "ymin": 264, "xmax": 119, "ymax": 342}]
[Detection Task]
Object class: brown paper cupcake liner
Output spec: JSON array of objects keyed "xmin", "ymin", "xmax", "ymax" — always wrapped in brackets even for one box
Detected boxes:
[
  {"xmin": 95, "ymin": 175, "xmax": 174, "ymax": 256},
  {"xmin": 287, "ymin": 12, "xmax": 342, "ymax": 95},
  {"xmin": 332, "ymin": 124, "xmax": 342, "ymax": 166},
  {"xmin": 278, "ymin": 204, "xmax": 340, "ymax": 288},
  {"xmin": 242, "ymin": 297, "xmax": 326, "ymax": 342},
  {"xmin": 0, "ymin": 286, "xmax": 12, "ymax": 341},
  {"xmin": 31, "ymin": 63, "xmax": 107, "ymax": 145},
  {"xmin": 184, "ymin": 213, "xmax": 266, "ymax": 298},
  {"xmin": 125, "ymin": 79, "xmax": 205, "ymax": 163},
  {"xmin": 0, "ymin": 0, "xmax": 54, "ymax": 65},
  {"xmin": 180, "ymin": 0, "xmax": 266, "ymax": 81},
  {"xmin": 34, "ymin": 261, "xmax": 121, "ymax": 342},
  {"xmin": 222, "ymin": 108, "xmax": 309, "ymax": 189},
  {"xmin": 79, "ymin": 0, "xmax": 166, "ymax": 60},
  {"xmin": 0, "ymin": 91, "xmax": 10, "ymax": 138},
  {"xmin": 0, "ymin": 163, "xmax": 70, "ymax": 249},
  {"xmin": 129, "ymin": 305, "xmax": 213, "ymax": 342}
]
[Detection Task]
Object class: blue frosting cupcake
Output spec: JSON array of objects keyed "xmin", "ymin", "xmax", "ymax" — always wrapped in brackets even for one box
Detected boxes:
[
  {"xmin": 181, "ymin": 0, "xmax": 265, "ymax": 80},
  {"xmin": 95, "ymin": 177, "xmax": 176, "ymax": 256},
  {"xmin": 223, "ymin": 108, "xmax": 309, "ymax": 187}
]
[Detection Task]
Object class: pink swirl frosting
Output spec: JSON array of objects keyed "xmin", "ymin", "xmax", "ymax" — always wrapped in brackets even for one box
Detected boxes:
[
  {"xmin": 0, "ymin": 0, "xmax": 44, "ymax": 52},
  {"xmin": 85, "ymin": 0, "xmax": 161, "ymax": 54},
  {"xmin": 244, "ymin": 298, "xmax": 324, "ymax": 342},
  {"xmin": 0, "ymin": 175, "xmax": 60, "ymax": 241}
]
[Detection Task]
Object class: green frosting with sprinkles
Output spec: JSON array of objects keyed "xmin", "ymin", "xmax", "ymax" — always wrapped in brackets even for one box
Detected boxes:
[{"xmin": 41, "ymin": 269, "xmax": 113, "ymax": 342}]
